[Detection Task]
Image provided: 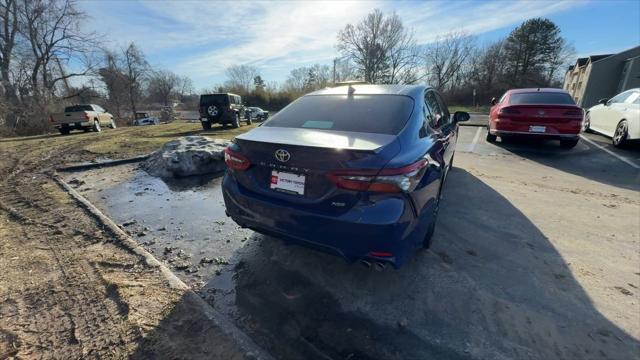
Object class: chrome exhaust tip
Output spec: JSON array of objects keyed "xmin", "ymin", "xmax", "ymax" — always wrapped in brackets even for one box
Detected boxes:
[
  {"xmin": 374, "ymin": 262, "xmax": 387, "ymax": 271},
  {"xmin": 360, "ymin": 259, "xmax": 372, "ymax": 268}
]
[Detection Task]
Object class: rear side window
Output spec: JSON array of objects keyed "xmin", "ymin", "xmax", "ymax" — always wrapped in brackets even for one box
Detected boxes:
[
  {"xmin": 509, "ymin": 92, "xmax": 575, "ymax": 105},
  {"xmin": 64, "ymin": 105, "xmax": 93, "ymax": 112},
  {"xmin": 263, "ymin": 95, "xmax": 414, "ymax": 135}
]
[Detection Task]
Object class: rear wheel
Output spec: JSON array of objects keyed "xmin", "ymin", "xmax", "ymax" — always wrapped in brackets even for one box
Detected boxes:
[
  {"xmin": 59, "ymin": 128, "xmax": 70, "ymax": 135},
  {"xmin": 231, "ymin": 113, "xmax": 240, "ymax": 128},
  {"xmin": 201, "ymin": 121, "xmax": 212, "ymax": 130},
  {"xmin": 613, "ymin": 120, "xmax": 629, "ymax": 148},
  {"xmin": 486, "ymin": 130, "xmax": 497, "ymax": 143},
  {"xmin": 423, "ymin": 181, "xmax": 443, "ymax": 249},
  {"xmin": 246, "ymin": 116, "xmax": 252, "ymax": 125},
  {"xmin": 560, "ymin": 138, "xmax": 579, "ymax": 149},
  {"xmin": 93, "ymin": 120, "xmax": 101, "ymax": 132}
]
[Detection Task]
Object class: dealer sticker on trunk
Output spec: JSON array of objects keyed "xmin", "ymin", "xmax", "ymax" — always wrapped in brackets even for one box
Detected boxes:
[{"xmin": 270, "ymin": 170, "xmax": 305, "ymax": 195}]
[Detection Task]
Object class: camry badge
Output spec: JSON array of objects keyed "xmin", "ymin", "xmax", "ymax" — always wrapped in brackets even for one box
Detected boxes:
[{"xmin": 275, "ymin": 149, "xmax": 290, "ymax": 162}]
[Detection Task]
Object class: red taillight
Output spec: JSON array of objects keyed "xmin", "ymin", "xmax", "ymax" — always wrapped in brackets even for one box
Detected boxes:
[
  {"xmin": 49, "ymin": 115, "xmax": 54, "ymax": 123},
  {"xmin": 369, "ymin": 251, "xmax": 393, "ymax": 258},
  {"xmin": 83, "ymin": 111, "xmax": 90, "ymax": 120},
  {"xmin": 327, "ymin": 159, "xmax": 428, "ymax": 193},
  {"xmin": 563, "ymin": 109, "xmax": 583, "ymax": 116},
  {"xmin": 499, "ymin": 107, "xmax": 520, "ymax": 115},
  {"xmin": 224, "ymin": 147, "xmax": 251, "ymax": 171}
]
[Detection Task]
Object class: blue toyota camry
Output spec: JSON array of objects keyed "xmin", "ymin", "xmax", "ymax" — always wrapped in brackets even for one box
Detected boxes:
[{"xmin": 222, "ymin": 84, "xmax": 469, "ymax": 268}]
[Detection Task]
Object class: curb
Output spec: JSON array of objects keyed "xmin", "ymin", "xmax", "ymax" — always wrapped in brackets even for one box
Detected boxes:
[
  {"xmin": 56, "ymin": 154, "xmax": 150, "ymax": 172},
  {"xmin": 52, "ymin": 174, "xmax": 274, "ymax": 360}
]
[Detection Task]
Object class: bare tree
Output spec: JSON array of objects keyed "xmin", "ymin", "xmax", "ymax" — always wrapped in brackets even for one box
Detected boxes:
[
  {"xmin": 336, "ymin": 9, "xmax": 418, "ymax": 84},
  {"xmin": 147, "ymin": 69, "xmax": 179, "ymax": 106},
  {"xmin": 122, "ymin": 42, "xmax": 148, "ymax": 117},
  {"xmin": 224, "ymin": 64, "xmax": 259, "ymax": 94},
  {"xmin": 20, "ymin": 0, "xmax": 98, "ymax": 99},
  {"xmin": 98, "ymin": 50, "xmax": 127, "ymax": 119},
  {"xmin": 0, "ymin": 0, "xmax": 19, "ymax": 101},
  {"xmin": 424, "ymin": 31, "xmax": 475, "ymax": 92},
  {"xmin": 176, "ymin": 75, "xmax": 194, "ymax": 100}
]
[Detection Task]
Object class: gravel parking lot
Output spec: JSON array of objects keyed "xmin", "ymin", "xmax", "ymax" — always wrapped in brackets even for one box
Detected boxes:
[{"xmin": 68, "ymin": 123, "xmax": 640, "ymax": 360}]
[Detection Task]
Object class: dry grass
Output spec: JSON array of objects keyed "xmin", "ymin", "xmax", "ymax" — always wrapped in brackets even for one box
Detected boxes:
[{"xmin": 0, "ymin": 121, "xmax": 256, "ymax": 161}]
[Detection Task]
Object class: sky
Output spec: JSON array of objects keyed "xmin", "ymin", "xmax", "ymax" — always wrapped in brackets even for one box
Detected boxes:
[{"xmin": 78, "ymin": 0, "xmax": 640, "ymax": 90}]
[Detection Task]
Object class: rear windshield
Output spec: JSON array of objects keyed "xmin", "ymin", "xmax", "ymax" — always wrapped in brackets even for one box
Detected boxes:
[
  {"xmin": 263, "ymin": 95, "xmax": 414, "ymax": 135},
  {"xmin": 509, "ymin": 92, "xmax": 575, "ymax": 105},
  {"xmin": 200, "ymin": 94, "xmax": 229, "ymax": 105},
  {"xmin": 65, "ymin": 105, "xmax": 93, "ymax": 112}
]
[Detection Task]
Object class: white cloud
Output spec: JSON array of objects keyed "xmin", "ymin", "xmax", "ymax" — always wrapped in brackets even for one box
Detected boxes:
[{"xmin": 79, "ymin": 0, "xmax": 584, "ymax": 88}]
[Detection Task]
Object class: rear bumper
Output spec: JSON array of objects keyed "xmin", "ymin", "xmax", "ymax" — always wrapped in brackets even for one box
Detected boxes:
[
  {"xmin": 201, "ymin": 113, "xmax": 234, "ymax": 124},
  {"xmin": 490, "ymin": 118, "xmax": 580, "ymax": 139},
  {"xmin": 54, "ymin": 121, "xmax": 92, "ymax": 129},
  {"xmin": 221, "ymin": 173, "xmax": 426, "ymax": 268}
]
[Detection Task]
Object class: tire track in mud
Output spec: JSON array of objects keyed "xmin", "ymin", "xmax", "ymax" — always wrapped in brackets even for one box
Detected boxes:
[{"xmin": 0, "ymin": 180, "xmax": 142, "ymax": 358}]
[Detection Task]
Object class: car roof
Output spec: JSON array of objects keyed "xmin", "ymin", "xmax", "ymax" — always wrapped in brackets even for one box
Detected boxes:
[
  {"xmin": 201, "ymin": 93, "xmax": 240, "ymax": 97},
  {"xmin": 508, "ymin": 88, "xmax": 569, "ymax": 94},
  {"xmin": 308, "ymin": 84, "xmax": 427, "ymax": 100}
]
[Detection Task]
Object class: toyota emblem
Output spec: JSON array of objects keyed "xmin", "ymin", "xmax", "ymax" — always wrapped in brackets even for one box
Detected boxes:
[
  {"xmin": 538, "ymin": 110, "xmax": 545, "ymax": 115},
  {"xmin": 275, "ymin": 149, "xmax": 290, "ymax": 162}
]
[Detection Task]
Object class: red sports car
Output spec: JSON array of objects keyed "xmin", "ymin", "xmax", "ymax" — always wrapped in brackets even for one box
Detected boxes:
[{"xmin": 487, "ymin": 88, "xmax": 583, "ymax": 148}]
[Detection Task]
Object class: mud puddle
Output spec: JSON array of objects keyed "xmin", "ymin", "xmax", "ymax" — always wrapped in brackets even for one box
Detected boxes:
[{"xmin": 64, "ymin": 164, "xmax": 426, "ymax": 360}]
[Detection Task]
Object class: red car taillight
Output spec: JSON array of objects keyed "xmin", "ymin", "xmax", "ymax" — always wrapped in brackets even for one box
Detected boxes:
[
  {"xmin": 83, "ymin": 111, "xmax": 90, "ymax": 120},
  {"xmin": 327, "ymin": 159, "xmax": 428, "ymax": 193},
  {"xmin": 563, "ymin": 109, "xmax": 583, "ymax": 116},
  {"xmin": 49, "ymin": 115, "xmax": 54, "ymax": 123},
  {"xmin": 499, "ymin": 107, "xmax": 520, "ymax": 115},
  {"xmin": 224, "ymin": 147, "xmax": 251, "ymax": 171}
]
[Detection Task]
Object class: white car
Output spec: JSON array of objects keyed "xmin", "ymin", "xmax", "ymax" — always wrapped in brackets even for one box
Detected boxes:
[{"xmin": 584, "ymin": 88, "xmax": 640, "ymax": 147}]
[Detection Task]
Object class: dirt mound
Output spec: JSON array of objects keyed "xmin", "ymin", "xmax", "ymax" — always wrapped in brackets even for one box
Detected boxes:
[{"xmin": 142, "ymin": 136, "xmax": 231, "ymax": 178}]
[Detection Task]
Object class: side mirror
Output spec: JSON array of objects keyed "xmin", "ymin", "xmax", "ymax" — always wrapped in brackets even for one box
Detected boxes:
[
  {"xmin": 491, "ymin": 97, "xmax": 497, "ymax": 106},
  {"xmin": 453, "ymin": 111, "xmax": 470, "ymax": 122},
  {"xmin": 598, "ymin": 98, "xmax": 609, "ymax": 105}
]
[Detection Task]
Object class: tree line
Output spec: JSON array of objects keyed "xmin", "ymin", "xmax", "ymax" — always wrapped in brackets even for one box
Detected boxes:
[
  {"xmin": 0, "ymin": 2, "xmax": 573, "ymax": 136},
  {"xmin": 223, "ymin": 10, "xmax": 573, "ymax": 111},
  {"xmin": 0, "ymin": 0, "xmax": 195, "ymax": 136}
]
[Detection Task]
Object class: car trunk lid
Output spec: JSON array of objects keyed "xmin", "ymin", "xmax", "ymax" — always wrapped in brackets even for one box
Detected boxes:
[{"xmin": 232, "ymin": 126, "xmax": 400, "ymax": 203}]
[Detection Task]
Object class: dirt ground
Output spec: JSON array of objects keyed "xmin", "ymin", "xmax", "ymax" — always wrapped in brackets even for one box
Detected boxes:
[{"xmin": 0, "ymin": 122, "xmax": 259, "ymax": 359}]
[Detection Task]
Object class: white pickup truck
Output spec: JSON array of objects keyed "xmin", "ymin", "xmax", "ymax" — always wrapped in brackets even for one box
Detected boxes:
[{"xmin": 50, "ymin": 104, "xmax": 116, "ymax": 134}]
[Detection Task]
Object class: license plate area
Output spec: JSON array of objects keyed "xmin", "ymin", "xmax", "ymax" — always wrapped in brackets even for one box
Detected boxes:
[
  {"xmin": 270, "ymin": 170, "xmax": 305, "ymax": 195},
  {"xmin": 529, "ymin": 125, "xmax": 546, "ymax": 133}
]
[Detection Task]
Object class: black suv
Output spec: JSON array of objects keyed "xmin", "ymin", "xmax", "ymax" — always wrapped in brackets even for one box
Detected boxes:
[{"xmin": 199, "ymin": 93, "xmax": 249, "ymax": 130}]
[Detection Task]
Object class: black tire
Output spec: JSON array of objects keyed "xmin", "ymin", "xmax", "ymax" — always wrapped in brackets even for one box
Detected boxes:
[
  {"xmin": 246, "ymin": 116, "xmax": 252, "ymax": 125},
  {"xmin": 486, "ymin": 130, "xmax": 497, "ymax": 143},
  {"xmin": 423, "ymin": 179, "xmax": 443, "ymax": 249},
  {"xmin": 560, "ymin": 138, "xmax": 579, "ymax": 149},
  {"xmin": 612, "ymin": 120, "xmax": 629, "ymax": 148},
  {"xmin": 582, "ymin": 112, "xmax": 592, "ymax": 133},
  {"xmin": 201, "ymin": 121, "xmax": 212, "ymax": 130},
  {"xmin": 59, "ymin": 128, "xmax": 70, "ymax": 135},
  {"xmin": 231, "ymin": 113, "xmax": 240, "ymax": 128},
  {"xmin": 93, "ymin": 120, "xmax": 101, "ymax": 132}
]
